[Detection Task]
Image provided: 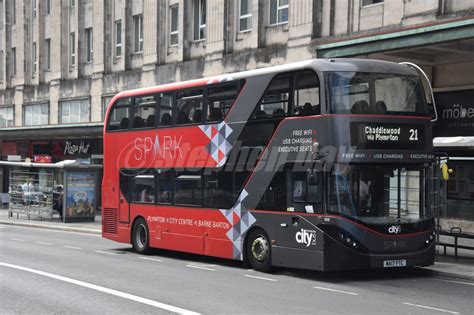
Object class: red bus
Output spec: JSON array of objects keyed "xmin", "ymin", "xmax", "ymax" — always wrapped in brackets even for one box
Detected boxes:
[{"xmin": 102, "ymin": 59, "xmax": 437, "ymax": 271}]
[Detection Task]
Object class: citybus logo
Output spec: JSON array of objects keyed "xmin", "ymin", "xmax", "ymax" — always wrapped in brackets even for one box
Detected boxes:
[
  {"xmin": 388, "ymin": 225, "xmax": 401, "ymax": 234},
  {"xmin": 442, "ymin": 104, "xmax": 474, "ymax": 120},
  {"xmin": 295, "ymin": 229, "xmax": 317, "ymax": 247}
]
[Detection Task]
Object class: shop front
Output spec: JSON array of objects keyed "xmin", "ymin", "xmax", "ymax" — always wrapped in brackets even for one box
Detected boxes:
[{"xmin": 0, "ymin": 123, "xmax": 104, "ymax": 218}]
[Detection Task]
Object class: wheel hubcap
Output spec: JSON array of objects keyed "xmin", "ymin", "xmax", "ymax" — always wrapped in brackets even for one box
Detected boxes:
[
  {"xmin": 136, "ymin": 224, "xmax": 147, "ymax": 249},
  {"xmin": 251, "ymin": 236, "xmax": 269, "ymax": 262}
]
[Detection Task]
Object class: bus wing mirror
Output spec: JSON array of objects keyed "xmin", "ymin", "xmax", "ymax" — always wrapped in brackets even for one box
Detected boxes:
[{"xmin": 307, "ymin": 169, "xmax": 320, "ymax": 186}]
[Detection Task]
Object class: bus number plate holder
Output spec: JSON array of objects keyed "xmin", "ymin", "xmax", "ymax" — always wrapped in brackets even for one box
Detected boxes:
[{"xmin": 383, "ymin": 259, "xmax": 406, "ymax": 268}]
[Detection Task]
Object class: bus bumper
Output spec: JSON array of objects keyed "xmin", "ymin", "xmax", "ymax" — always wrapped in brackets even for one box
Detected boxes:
[{"xmin": 324, "ymin": 239, "xmax": 435, "ymax": 271}]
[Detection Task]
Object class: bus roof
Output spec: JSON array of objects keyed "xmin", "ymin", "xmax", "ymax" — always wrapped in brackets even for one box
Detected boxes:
[{"xmin": 114, "ymin": 58, "xmax": 417, "ymax": 100}]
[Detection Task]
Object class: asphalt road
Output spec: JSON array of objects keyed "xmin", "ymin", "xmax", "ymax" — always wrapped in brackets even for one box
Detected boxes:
[{"xmin": 1, "ymin": 225, "xmax": 473, "ymax": 315}]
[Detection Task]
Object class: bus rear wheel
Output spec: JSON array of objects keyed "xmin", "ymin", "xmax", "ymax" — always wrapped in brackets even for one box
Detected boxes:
[
  {"xmin": 132, "ymin": 217, "xmax": 150, "ymax": 254},
  {"xmin": 246, "ymin": 229, "xmax": 272, "ymax": 272}
]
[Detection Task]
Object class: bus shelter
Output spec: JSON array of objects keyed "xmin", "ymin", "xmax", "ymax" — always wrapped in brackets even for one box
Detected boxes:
[{"xmin": 0, "ymin": 160, "xmax": 101, "ymax": 223}]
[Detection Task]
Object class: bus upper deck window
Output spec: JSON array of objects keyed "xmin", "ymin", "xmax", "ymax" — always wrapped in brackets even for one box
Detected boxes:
[
  {"xmin": 132, "ymin": 95, "xmax": 157, "ymax": 129},
  {"xmin": 159, "ymin": 93, "xmax": 174, "ymax": 127},
  {"xmin": 107, "ymin": 98, "xmax": 131, "ymax": 131},
  {"xmin": 294, "ymin": 70, "xmax": 320, "ymax": 116},
  {"xmin": 206, "ymin": 82, "xmax": 242, "ymax": 123}
]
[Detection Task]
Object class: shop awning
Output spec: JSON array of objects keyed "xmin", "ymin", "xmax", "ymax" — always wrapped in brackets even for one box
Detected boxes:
[
  {"xmin": 314, "ymin": 17, "xmax": 474, "ymax": 67},
  {"xmin": 0, "ymin": 123, "xmax": 103, "ymax": 141},
  {"xmin": 433, "ymin": 136, "xmax": 474, "ymax": 148}
]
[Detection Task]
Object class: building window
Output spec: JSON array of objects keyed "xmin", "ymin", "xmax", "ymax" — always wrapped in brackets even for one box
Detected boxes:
[
  {"xmin": 71, "ymin": 0, "xmax": 75, "ymax": 8},
  {"xmin": 45, "ymin": 39, "xmax": 51, "ymax": 70},
  {"xmin": 193, "ymin": 0, "xmax": 206, "ymax": 41},
  {"xmin": 86, "ymin": 28, "xmax": 93, "ymax": 62},
  {"xmin": 32, "ymin": 0, "xmax": 36, "ymax": 18},
  {"xmin": 269, "ymin": 0, "xmax": 288, "ymax": 25},
  {"xmin": 0, "ymin": 50, "xmax": 3, "ymax": 82},
  {"xmin": 32, "ymin": 42, "xmax": 37, "ymax": 74},
  {"xmin": 133, "ymin": 15, "xmax": 143, "ymax": 53},
  {"xmin": 46, "ymin": 0, "xmax": 51, "ymax": 14},
  {"xmin": 115, "ymin": 20, "xmax": 122, "ymax": 57},
  {"xmin": 362, "ymin": 0, "xmax": 384, "ymax": 6},
  {"xmin": 23, "ymin": 103, "xmax": 49, "ymax": 126},
  {"xmin": 0, "ymin": 107, "xmax": 14, "ymax": 127},
  {"xmin": 12, "ymin": 0, "xmax": 16, "ymax": 25},
  {"xmin": 11, "ymin": 47, "xmax": 16, "ymax": 76},
  {"xmin": 169, "ymin": 5, "xmax": 179, "ymax": 46},
  {"xmin": 70, "ymin": 32, "xmax": 75, "ymax": 66},
  {"xmin": 239, "ymin": 0, "xmax": 252, "ymax": 32},
  {"xmin": 60, "ymin": 99, "xmax": 90, "ymax": 124}
]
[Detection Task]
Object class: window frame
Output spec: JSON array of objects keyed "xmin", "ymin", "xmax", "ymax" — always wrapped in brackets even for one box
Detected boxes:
[
  {"xmin": 85, "ymin": 28, "xmax": 93, "ymax": 63},
  {"xmin": 45, "ymin": 38, "xmax": 51, "ymax": 70},
  {"xmin": 0, "ymin": 106, "xmax": 15, "ymax": 128},
  {"xmin": 32, "ymin": 42, "xmax": 37, "ymax": 74},
  {"xmin": 70, "ymin": 32, "xmax": 76, "ymax": 67},
  {"xmin": 23, "ymin": 103, "xmax": 49, "ymax": 126},
  {"xmin": 32, "ymin": 0, "xmax": 37, "ymax": 19},
  {"xmin": 115, "ymin": 20, "xmax": 122, "ymax": 57},
  {"xmin": 59, "ymin": 99, "xmax": 91, "ymax": 124},
  {"xmin": 269, "ymin": 0, "xmax": 289, "ymax": 26},
  {"xmin": 169, "ymin": 5, "xmax": 179, "ymax": 47},
  {"xmin": 194, "ymin": 0, "xmax": 206, "ymax": 41},
  {"xmin": 46, "ymin": 0, "xmax": 51, "ymax": 15},
  {"xmin": 361, "ymin": 0, "xmax": 384, "ymax": 7},
  {"xmin": 239, "ymin": 0, "xmax": 252, "ymax": 32},
  {"xmin": 11, "ymin": 47, "xmax": 16, "ymax": 76},
  {"xmin": 133, "ymin": 14, "xmax": 144, "ymax": 53}
]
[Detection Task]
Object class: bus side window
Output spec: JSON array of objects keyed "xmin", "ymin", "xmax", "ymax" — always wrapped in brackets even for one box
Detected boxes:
[
  {"xmin": 156, "ymin": 170, "xmax": 173, "ymax": 204},
  {"xmin": 256, "ymin": 171, "xmax": 287, "ymax": 211},
  {"xmin": 158, "ymin": 92, "xmax": 174, "ymax": 127},
  {"xmin": 176, "ymin": 89, "xmax": 203, "ymax": 125},
  {"xmin": 130, "ymin": 170, "xmax": 156, "ymax": 204},
  {"xmin": 294, "ymin": 70, "xmax": 320, "ymax": 116},
  {"xmin": 107, "ymin": 98, "xmax": 131, "ymax": 131},
  {"xmin": 132, "ymin": 95, "xmax": 157, "ymax": 129},
  {"xmin": 253, "ymin": 73, "xmax": 290, "ymax": 120},
  {"xmin": 206, "ymin": 81, "xmax": 243, "ymax": 123}
]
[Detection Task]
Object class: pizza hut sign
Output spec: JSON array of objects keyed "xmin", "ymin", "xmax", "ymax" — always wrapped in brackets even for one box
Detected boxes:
[{"xmin": 64, "ymin": 140, "xmax": 91, "ymax": 155}]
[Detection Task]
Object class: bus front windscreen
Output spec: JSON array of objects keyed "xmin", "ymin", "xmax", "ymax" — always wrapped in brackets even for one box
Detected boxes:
[
  {"xmin": 328, "ymin": 72, "xmax": 428, "ymax": 116},
  {"xmin": 329, "ymin": 164, "xmax": 433, "ymax": 224}
]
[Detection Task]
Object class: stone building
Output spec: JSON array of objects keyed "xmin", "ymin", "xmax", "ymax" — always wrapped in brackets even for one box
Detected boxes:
[{"xmin": 0, "ymin": 0, "xmax": 473, "ymax": 226}]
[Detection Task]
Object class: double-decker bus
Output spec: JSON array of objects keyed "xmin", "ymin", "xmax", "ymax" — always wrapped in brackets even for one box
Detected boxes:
[{"xmin": 102, "ymin": 59, "xmax": 437, "ymax": 271}]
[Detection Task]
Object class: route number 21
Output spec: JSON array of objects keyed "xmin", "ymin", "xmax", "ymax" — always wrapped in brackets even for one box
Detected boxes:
[{"xmin": 409, "ymin": 129, "xmax": 418, "ymax": 141}]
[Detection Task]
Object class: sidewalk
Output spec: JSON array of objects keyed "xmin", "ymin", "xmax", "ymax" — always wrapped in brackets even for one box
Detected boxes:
[
  {"xmin": 0, "ymin": 208, "xmax": 101, "ymax": 234},
  {"xmin": 1, "ymin": 208, "xmax": 473, "ymax": 280}
]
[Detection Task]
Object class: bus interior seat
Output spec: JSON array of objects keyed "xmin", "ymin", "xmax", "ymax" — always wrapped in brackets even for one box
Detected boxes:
[
  {"xmin": 210, "ymin": 108, "xmax": 223, "ymax": 121},
  {"xmin": 160, "ymin": 113, "xmax": 172, "ymax": 126},
  {"xmin": 372, "ymin": 101, "xmax": 388, "ymax": 114},
  {"xmin": 256, "ymin": 110, "xmax": 267, "ymax": 119},
  {"xmin": 146, "ymin": 115, "xmax": 155, "ymax": 127},
  {"xmin": 193, "ymin": 110, "xmax": 203, "ymax": 123},
  {"xmin": 133, "ymin": 116, "xmax": 146, "ymax": 128},
  {"xmin": 351, "ymin": 100, "xmax": 370, "ymax": 114},
  {"xmin": 312, "ymin": 104, "xmax": 321, "ymax": 115},
  {"xmin": 177, "ymin": 111, "xmax": 191, "ymax": 124},
  {"xmin": 300, "ymin": 103, "xmax": 313, "ymax": 116},
  {"xmin": 272, "ymin": 108, "xmax": 285, "ymax": 118},
  {"xmin": 119, "ymin": 117, "xmax": 129, "ymax": 129}
]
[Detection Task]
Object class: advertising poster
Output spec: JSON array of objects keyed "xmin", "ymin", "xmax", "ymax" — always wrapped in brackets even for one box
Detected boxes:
[{"xmin": 65, "ymin": 172, "xmax": 96, "ymax": 218}]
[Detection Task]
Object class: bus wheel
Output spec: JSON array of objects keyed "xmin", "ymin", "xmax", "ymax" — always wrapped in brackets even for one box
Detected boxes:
[
  {"xmin": 247, "ymin": 229, "xmax": 272, "ymax": 272},
  {"xmin": 132, "ymin": 217, "xmax": 150, "ymax": 254}
]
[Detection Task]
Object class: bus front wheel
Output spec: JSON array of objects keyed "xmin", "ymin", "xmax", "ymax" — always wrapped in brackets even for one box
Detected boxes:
[
  {"xmin": 246, "ymin": 229, "xmax": 272, "ymax": 272},
  {"xmin": 132, "ymin": 217, "xmax": 150, "ymax": 254}
]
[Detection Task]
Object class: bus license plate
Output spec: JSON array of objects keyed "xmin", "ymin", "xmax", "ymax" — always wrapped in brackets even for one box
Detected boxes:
[{"xmin": 383, "ymin": 259, "xmax": 407, "ymax": 268}]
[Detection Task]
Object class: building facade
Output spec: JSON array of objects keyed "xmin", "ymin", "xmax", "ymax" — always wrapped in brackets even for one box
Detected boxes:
[{"xmin": 0, "ymin": 0, "xmax": 473, "ymax": 226}]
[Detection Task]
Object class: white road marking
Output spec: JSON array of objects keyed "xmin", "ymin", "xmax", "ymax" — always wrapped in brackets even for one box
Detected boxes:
[
  {"xmin": 403, "ymin": 303, "xmax": 459, "ymax": 314},
  {"xmin": 94, "ymin": 250, "xmax": 120, "ymax": 256},
  {"xmin": 64, "ymin": 246, "xmax": 81, "ymax": 250},
  {"xmin": 313, "ymin": 286, "xmax": 358, "ymax": 296},
  {"xmin": 433, "ymin": 278, "xmax": 474, "ymax": 287},
  {"xmin": 11, "ymin": 238, "xmax": 25, "ymax": 242},
  {"xmin": 35, "ymin": 242, "xmax": 52, "ymax": 246},
  {"xmin": 186, "ymin": 264, "xmax": 215, "ymax": 271},
  {"xmin": 0, "ymin": 262, "xmax": 200, "ymax": 315},
  {"xmin": 138, "ymin": 257, "xmax": 163, "ymax": 263},
  {"xmin": 244, "ymin": 274, "xmax": 278, "ymax": 282}
]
